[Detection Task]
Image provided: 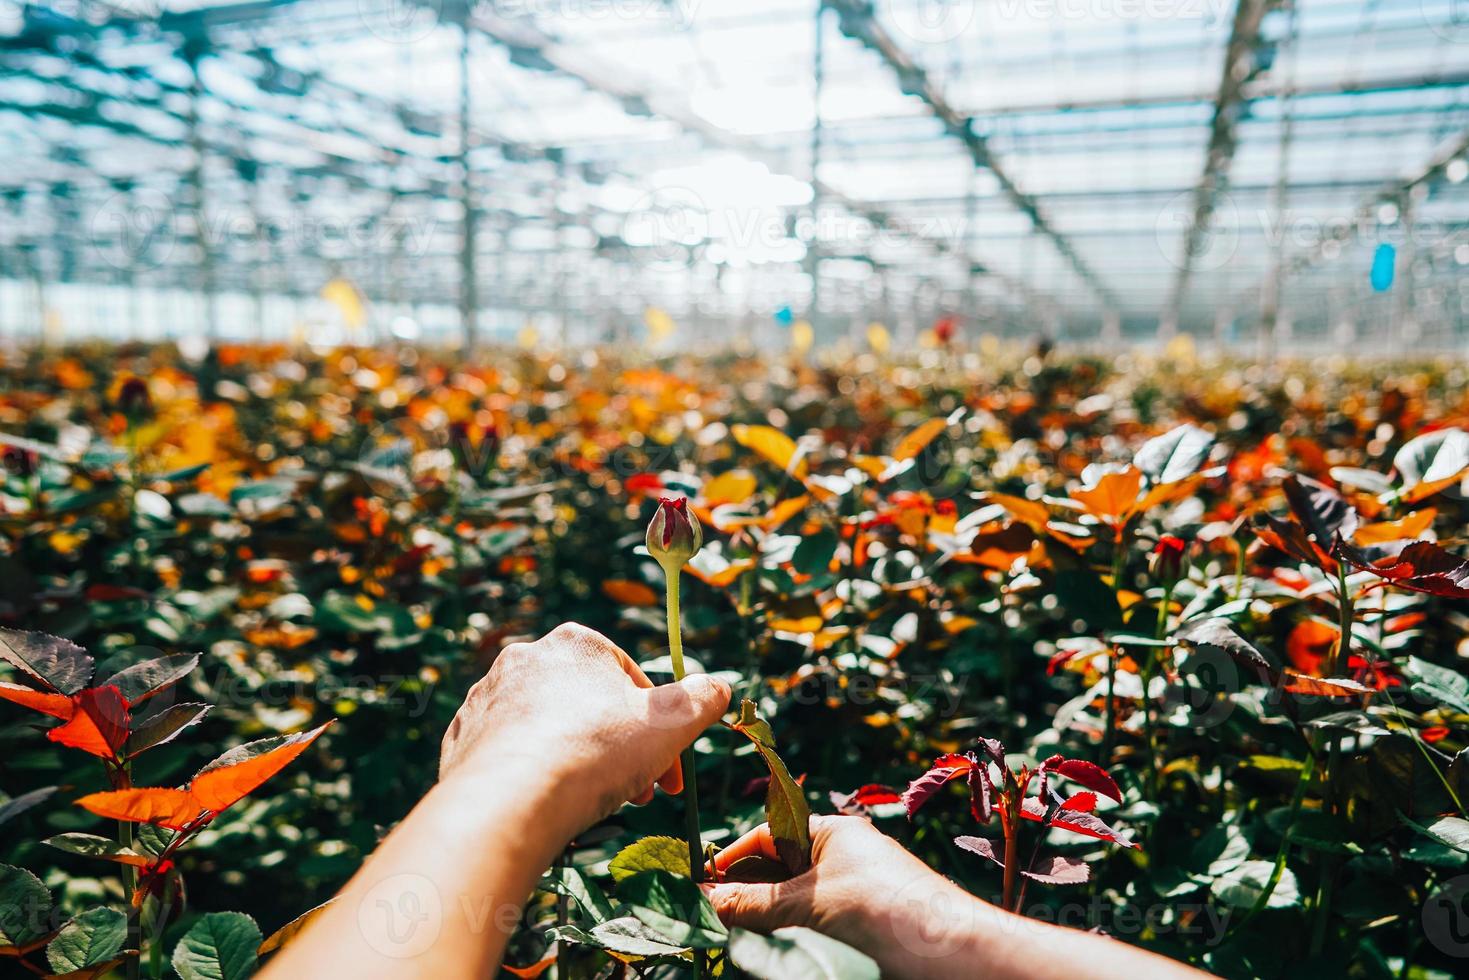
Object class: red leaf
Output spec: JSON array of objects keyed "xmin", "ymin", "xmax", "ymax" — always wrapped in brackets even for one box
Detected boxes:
[
  {"xmin": 1060, "ymin": 792, "xmax": 1098, "ymax": 813},
  {"xmin": 968, "ymin": 764, "xmax": 993, "ymax": 823},
  {"xmin": 829, "ymin": 784, "xmax": 901, "ymax": 815},
  {"xmin": 954, "ymin": 835, "xmax": 1003, "ymax": 866},
  {"xmin": 1041, "ymin": 757, "xmax": 1122, "ymax": 803},
  {"xmin": 1021, "ymin": 797, "xmax": 1137, "ymax": 847},
  {"xmin": 1021, "ymin": 855, "xmax": 1090, "ymax": 885},
  {"xmin": 74, "ymin": 788, "xmax": 201, "ymax": 831},
  {"xmin": 0, "ymin": 681, "xmax": 74, "ymax": 720},
  {"xmin": 1254, "ymin": 514, "xmax": 1334, "ymax": 570},
  {"xmin": 47, "ymin": 687, "xmax": 130, "ymax": 759},
  {"xmin": 76, "ymin": 721, "xmax": 333, "ymax": 829},
  {"xmin": 1282, "ymin": 474, "xmax": 1359, "ymax": 545},
  {"xmin": 190, "ymin": 722, "xmax": 333, "ymax": 812},
  {"xmin": 1335, "ymin": 538, "xmax": 1469, "ymax": 599},
  {"xmin": 900, "ymin": 753, "xmax": 975, "ymax": 819}
]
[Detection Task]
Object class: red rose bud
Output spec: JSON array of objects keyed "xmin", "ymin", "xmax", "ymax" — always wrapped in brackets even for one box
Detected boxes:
[
  {"xmin": 646, "ymin": 495, "xmax": 702, "ymax": 568},
  {"xmin": 116, "ymin": 377, "xmax": 153, "ymax": 421},
  {"xmin": 1151, "ymin": 535, "xmax": 1189, "ymax": 585},
  {"xmin": 1, "ymin": 444, "xmax": 37, "ymax": 478}
]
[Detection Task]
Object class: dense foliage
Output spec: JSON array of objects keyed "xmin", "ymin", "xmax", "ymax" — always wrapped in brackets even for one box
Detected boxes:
[{"xmin": 2, "ymin": 341, "xmax": 1469, "ymax": 978}]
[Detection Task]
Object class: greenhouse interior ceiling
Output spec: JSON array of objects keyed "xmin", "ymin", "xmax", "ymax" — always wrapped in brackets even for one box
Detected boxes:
[{"xmin": 2, "ymin": 0, "xmax": 1468, "ymax": 350}]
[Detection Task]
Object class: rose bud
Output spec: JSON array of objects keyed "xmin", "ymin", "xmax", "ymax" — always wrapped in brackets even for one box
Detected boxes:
[
  {"xmin": 1, "ymin": 444, "xmax": 37, "ymax": 479},
  {"xmin": 116, "ymin": 377, "xmax": 153, "ymax": 421},
  {"xmin": 1150, "ymin": 534, "xmax": 1189, "ymax": 586},
  {"xmin": 646, "ymin": 495, "xmax": 702, "ymax": 569}
]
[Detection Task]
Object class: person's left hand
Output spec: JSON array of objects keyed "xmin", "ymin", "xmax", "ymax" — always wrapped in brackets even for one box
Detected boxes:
[{"xmin": 439, "ymin": 622, "xmax": 730, "ymax": 837}]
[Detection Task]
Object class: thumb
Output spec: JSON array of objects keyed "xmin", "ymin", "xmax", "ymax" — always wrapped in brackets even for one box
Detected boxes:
[
  {"xmin": 704, "ymin": 880, "xmax": 813, "ymax": 933},
  {"xmin": 646, "ymin": 673, "xmax": 731, "ymax": 745}
]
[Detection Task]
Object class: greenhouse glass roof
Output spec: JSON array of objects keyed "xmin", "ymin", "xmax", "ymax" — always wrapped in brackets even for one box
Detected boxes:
[{"xmin": 2, "ymin": 0, "xmax": 1467, "ymax": 347}]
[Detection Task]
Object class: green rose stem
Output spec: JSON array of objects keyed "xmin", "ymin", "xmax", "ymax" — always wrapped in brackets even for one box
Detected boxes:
[
  {"xmin": 645, "ymin": 496, "xmax": 707, "ymax": 978},
  {"xmin": 661, "ymin": 565, "xmax": 703, "ymax": 878}
]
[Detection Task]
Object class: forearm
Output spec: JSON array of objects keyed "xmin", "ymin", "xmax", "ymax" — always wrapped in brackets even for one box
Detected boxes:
[
  {"xmin": 262, "ymin": 757, "xmax": 573, "ymax": 979},
  {"xmin": 857, "ymin": 874, "xmax": 1202, "ymax": 980}
]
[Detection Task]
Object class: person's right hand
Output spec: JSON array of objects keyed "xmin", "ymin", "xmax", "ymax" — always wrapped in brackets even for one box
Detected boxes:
[
  {"xmin": 705, "ymin": 815, "xmax": 995, "ymax": 977},
  {"xmin": 705, "ymin": 816, "xmax": 1209, "ymax": 980}
]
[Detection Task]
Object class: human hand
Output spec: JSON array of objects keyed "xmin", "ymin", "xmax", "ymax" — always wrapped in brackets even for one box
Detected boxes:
[
  {"xmin": 704, "ymin": 814, "xmax": 987, "ymax": 975},
  {"xmin": 706, "ymin": 816, "xmax": 1207, "ymax": 980},
  {"xmin": 439, "ymin": 622, "xmax": 730, "ymax": 839}
]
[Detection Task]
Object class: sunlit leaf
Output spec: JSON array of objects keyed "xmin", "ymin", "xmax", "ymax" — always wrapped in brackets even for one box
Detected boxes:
[
  {"xmin": 601, "ymin": 579, "xmax": 660, "ymax": 607},
  {"xmin": 257, "ymin": 899, "xmax": 338, "ymax": 956},
  {"xmin": 1134, "ymin": 424, "xmax": 1215, "ymax": 485},
  {"xmin": 727, "ymin": 927, "xmax": 879, "ymax": 980},
  {"xmin": 729, "ymin": 700, "xmax": 812, "ymax": 873},
  {"xmin": 1393, "ymin": 428, "xmax": 1469, "ymax": 502},
  {"xmin": 97, "ymin": 654, "xmax": 199, "ymax": 705},
  {"xmin": 731, "ymin": 424, "xmax": 808, "ymax": 479},
  {"xmin": 0, "ymin": 630, "xmax": 93, "ymax": 695},
  {"xmin": 608, "ymin": 836, "xmax": 690, "ymax": 883},
  {"xmin": 46, "ymin": 908, "xmax": 127, "ymax": 974},
  {"xmin": 172, "ymin": 912, "xmax": 260, "ymax": 980},
  {"xmin": 47, "ymin": 688, "xmax": 130, "ymax": 759},
  {"xmin": 190, "ymin": 722, "xmax": 333, "ymax": 812}
]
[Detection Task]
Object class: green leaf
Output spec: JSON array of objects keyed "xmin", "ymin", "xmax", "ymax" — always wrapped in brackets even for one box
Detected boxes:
[
  {"xmin": 619, "ymin": 870, "xmax": 726, "ymax": 948},
  {"xmin": 44, "ymin": 834, "xmax": 152, "ymax": 867},
  {"xmin": 1134, "ymin": 423, "xmax": 1215, "ymax": 485},
  {"xmin": 98, "ymin": 654, "xmax": 200, "ymax": 704},
  {"xmin": 608, "ymin": 836, "xmax": 690, "ymax": 883},
  {"xmin": 0, "ymin": 863, "xmax": 53, "ymax": 948},
  {"xmin": 1419, "ymin": 816, "xmax": 1469, "ymax": 855},
  {"xmin": 1402, "ymin": 657, "xmax": 1469, "ymax": 714},
  {"xmin": 0, "ymin": 786, "xmax": 59, "ymax": 828},
  {"xmin": 542, "ymin": 866, "xmax": 615, "ymax": 924},
  {"xmin": 1211, "ymin": 860, "xmax": 1300, "ymax": 910},
  {"xmin": 314, "ymin": 592, "xmax": 415, "ymax": 636},
  {"xmin": 0, "ymin": 629, "xmax": 93, "ymax": 695},
  {"xmin": 727, "ymin": 927, "xmax": 880, "ymax": 980},
  {"xmin": 729, "ymin": 700, "xmax": 812, "ymax": 873},
  {"xmin": 792, "ymin": 529, "xmax": 838, "ymax": 577},
  {"xmin": 46, "ymin": 907, "xmax": 127, "ymax": 973},
  {"xmin": 1392, "ymin": 428, "xmax": 1469, "ymax": 498},
  {"xmin": 550, "ymin": 917, "xmax": 688, "ymax": 958},
  {"xmin": 128, "ymin": 703, "xmax": 212, "ymax": 758},
  {"xmin": 171, "ymin": 912, "xmax": 261, "ymax": 980}
]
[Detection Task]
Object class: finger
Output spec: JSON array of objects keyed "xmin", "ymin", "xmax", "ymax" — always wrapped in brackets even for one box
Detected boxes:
[
  {"xmin": 703, "ymin": 880, "xmax": 810, "ymax": 933},
  {"xmin": 613, "ymin": 644, "xmax": 655, "ymax": 691},
  {"xmin": 645, "ymin": 673, "xmax": 732, "ymax": 753},
  {"xmin": 630, "ymin": 784, "xmax": 655, "ymax": 806},
  {"xmin": 656, "ymin": 758, "xmax": 683, "ymax": 795},
  {"xmin": 711, "ymin": 824, "xmax": 779, "ymax": 873}
]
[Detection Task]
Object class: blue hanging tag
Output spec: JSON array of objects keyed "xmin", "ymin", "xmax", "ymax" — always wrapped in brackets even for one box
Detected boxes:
[{"xmin": 1370, "ymin": 243, "xmax": 1396, "ymax": 292}]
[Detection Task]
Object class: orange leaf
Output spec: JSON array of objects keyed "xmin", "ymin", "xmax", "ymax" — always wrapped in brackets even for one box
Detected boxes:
[
  {"xmin": 731, "ymin": 424, "xmax": 808, "ymax": 478},
  {"xmin": 601, "ymin": 579, "xmax": 659, "ymax": 607},
  {"xmin": 75, "ymin": 788, "xmax": 201, "ymax": 831},
  {"xmin": 1285, "ymin": 620, "xmax": 1339, "ymax": 676},
  {"xmin": 892, "ymin": 417, "xmax": 946, "ymax": 462},
  {"xmin": 504, "ymin": 951, "xmax": 558, "ymax": 979},
  {"xmin": 190, "ymin": 722, "xmax": 333, "ymax": 812},
  {"xmin": 979, "ymin": 492, "xmax": 1050, "ymax": 533},
  {"xmin": 47, "ymin": 687, "xmax": 130, "ymax": 759},
  {"xmin": 0, "ymin": 681, "xmax": 74, "ymax": 720},
  {"xmin": 702, "ymin": 469, "xmax": 757, "ymax": 507},
  {"xmin": 1071, "ymin": 468, "xmax": 1142, "ymax": 526},
  {"xmin": 1354, "ymin": 508, "xmax": 1436, "ymax": 546},
  {"xmin": 1281, "ymin": 671, "xmax": 1373, "ymax": 698}
]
